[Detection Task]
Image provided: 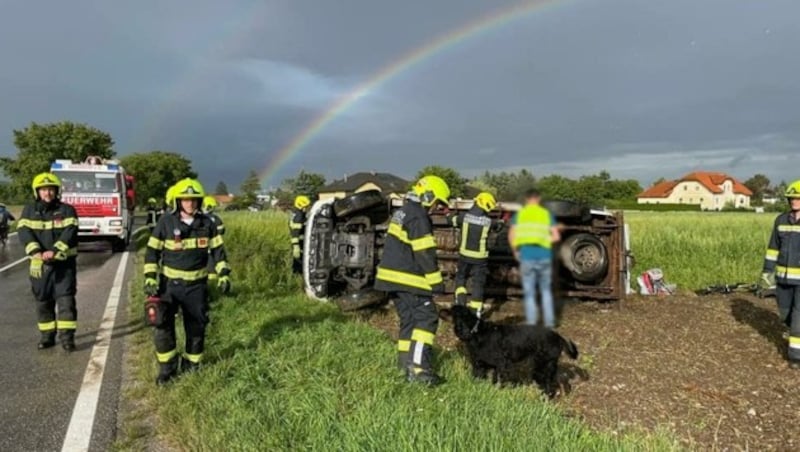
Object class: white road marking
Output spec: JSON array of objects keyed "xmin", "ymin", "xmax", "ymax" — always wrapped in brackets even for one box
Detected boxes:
[
  {"xmin": 61, "ymin": 251, "xmax": 129, "ymax": 452},
  {"xmin": 0, "ymin": 256, "xmax": 28, "ymax": 273}
]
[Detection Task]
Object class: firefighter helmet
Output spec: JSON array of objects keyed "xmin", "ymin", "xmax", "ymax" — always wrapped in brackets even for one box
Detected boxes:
[
  {"xmin": 413, "ymin": 175, "xmax": 450, "ymax": 207},
  {"xmin": 785, "ymin": 180, "xmax": 800, "ymax": 199},
  {"xmin": 165, "ymin": 185, "xmax": 177, "ymax": 210},
  {"xmin": 203, "ymin": 195, "xmax": 218, "ymax": 212},
  {"xmin": 173, "ymin": 178, "xmax": 205, "ymax": 199},
  {"xmin": 32, "ymin": 172, "xmax": 62, "ymax": 199},
  {"xmin": 474, "ymin": 192, "xmax": 497, "ymax": 212},
  {"xmin": 294, "ymin": 195, "xmax": 311, "ymax": 210},
  {"xmin": 147, "ymin": 197, "xmax": 157, "ymax": 205}
]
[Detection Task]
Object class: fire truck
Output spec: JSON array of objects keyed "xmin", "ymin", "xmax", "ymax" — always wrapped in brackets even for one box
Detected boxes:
[{"xmin": 50, "ymin": 156, "xmax": 136, "ymax": 252}]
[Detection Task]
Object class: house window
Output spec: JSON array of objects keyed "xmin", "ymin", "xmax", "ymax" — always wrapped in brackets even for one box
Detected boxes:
[
  {"xmin": 679, "ymin": 198, "xmax": 683, "ymax": 202},
  {"xmin": 696, "ymin": 184, "xmax": 700, "ymax": 190},
  {"xmin": 700, "ymin": 198, "xmax": 704, "ymax": 203},
  {"xmin": 684, "ymin": 185, "xmax": 688, "ymax": 191}
]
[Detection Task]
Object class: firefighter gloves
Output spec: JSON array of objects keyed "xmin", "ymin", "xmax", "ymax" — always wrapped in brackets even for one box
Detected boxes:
[
  {"xmin": 761, "ymin": 272, "xmax": 775, "ymax": 288},
  {"xmin": 217, "ymin": 275, "xmax": 231, "ymax": 294},
  {"xmin": 144, "ymin": 277, "xmax": 159, "ymax": 297},
  {"xmin": 30, "ymin": 257, "xmax": 43, "ymax": 278}
]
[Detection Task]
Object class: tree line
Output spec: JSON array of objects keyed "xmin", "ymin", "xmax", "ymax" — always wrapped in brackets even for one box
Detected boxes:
[{"xmin": 0, "ymin": 120, "xmax": 791, "ymax": 210}]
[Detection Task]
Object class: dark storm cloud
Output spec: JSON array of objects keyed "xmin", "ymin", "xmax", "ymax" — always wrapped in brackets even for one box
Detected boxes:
[{"xmin": 1, "ymin": 0, "xmax": 799, "ymax": 188}]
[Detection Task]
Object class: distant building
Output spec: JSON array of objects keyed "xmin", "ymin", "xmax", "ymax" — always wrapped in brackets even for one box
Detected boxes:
[
  {"xmin": 213, "ymin": 194, "xmax": 234, "ymax": 205},
  {"xmin": 317, "ymin": 172, "xmax": 410, "ymax": 201},
  {"xmin": 762, "ymin": 191, "xmax": 780, "ymax": 205},
  {"xmin": 637, "ymin": 171, "xmax": 752, "ymax": 210}
]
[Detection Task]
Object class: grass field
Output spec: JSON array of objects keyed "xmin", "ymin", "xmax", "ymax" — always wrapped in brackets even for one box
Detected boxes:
[
  {"xmin": 115, "ymin": 209, "xmax": 782, "ymax": 451},
  {"xmin": 625, "ymin": 211, "xmax": 774, "ymax": 290},
  {"xmin": 116, "ymin": 211, "xmax": 681, "ymax": 451}
]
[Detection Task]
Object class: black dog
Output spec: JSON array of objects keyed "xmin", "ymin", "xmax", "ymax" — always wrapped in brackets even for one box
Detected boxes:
[{"xmin": 442, "ymin": 305, "xmax": 578, "ymax": 397}]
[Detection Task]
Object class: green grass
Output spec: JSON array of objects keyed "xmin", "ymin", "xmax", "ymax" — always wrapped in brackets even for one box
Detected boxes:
[
  {"xmin": 625, "ymin": 211, "xmax": 775, "ymax": 289},
  {"xmin": 116, "ymin": 211, "xmax": 677, "ymax": 451}
]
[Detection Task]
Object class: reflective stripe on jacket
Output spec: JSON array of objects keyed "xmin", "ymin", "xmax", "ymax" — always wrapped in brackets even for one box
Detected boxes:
[
  {"xmin": 375, "ymin": 200, "xmax": 442, "ymax": 296},
  {"xmin": 450, "ymin": 205, "xmax": 491, "ymax": 262},
  {"xmin": 17, "ymin": 200, "xmax": 79, "ymax": 260},
  {"xmin": 764, "ymin": 212, "xmax": 800, "ymax": 285}
]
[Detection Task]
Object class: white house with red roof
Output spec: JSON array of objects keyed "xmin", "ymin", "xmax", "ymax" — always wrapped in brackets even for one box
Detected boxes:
[{"xmin": 637, "ymin": 171, "xmax": 753, "ymax": 210}]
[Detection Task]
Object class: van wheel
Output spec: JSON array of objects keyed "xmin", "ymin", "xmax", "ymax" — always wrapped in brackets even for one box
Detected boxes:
[{"xmin": 558, "ymin": 233, "xmax": 608, "ymax": 283}]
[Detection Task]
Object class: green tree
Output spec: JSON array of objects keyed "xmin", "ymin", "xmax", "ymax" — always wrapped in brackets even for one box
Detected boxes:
[
  {"xmin": 119, "ymin": 151, "xmax": 197, "ymax": 206},
  {"xmin": 537, "ymin": 174, "xmax": 577, "ymax": 201},
  {"xmin": 414, "ymin": 165, "xmax": 467, "ymax": 198},
  {"xmin": 0, "ymin": 121, "xmax": 115, "ymax": 198},
  {"xmin": 215, "ymin": 181, "xmax": 229, "ymax": 195},
  {"xmin": 744, "ymin": 174, "xmax": 770, "ymax": 205},
  {"xmin": 239, "ymin": 170, "xmax": 262, "ymax": 207},
  {"xmin": 282, "ymin": 170, "xmax": 326, "ymax": 199}
]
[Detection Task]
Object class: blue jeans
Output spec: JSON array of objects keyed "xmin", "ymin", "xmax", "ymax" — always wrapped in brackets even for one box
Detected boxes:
[{"xmin": 520, "ymin": 259, "xmax": 555, "ymax": 327}]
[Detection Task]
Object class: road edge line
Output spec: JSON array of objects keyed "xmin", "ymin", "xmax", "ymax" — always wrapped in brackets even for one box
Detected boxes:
[
  {"xmin": 61, "ymin": 251, "xmax": 130, "ymax": 452},
  {"xmin": 0, "ymin": 256, "xmax": 28, "ymax": 273}
]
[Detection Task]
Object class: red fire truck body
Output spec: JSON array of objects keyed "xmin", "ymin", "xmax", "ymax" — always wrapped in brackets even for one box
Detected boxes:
[{"xmin": 50, "ymin": 156, "xmax": 136, "ymax": 251}]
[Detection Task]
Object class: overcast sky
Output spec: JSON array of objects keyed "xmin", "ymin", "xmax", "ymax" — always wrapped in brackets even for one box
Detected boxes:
[{"xmin": 1, "ymin": 0, "xmax": 799, "ymax": 190}]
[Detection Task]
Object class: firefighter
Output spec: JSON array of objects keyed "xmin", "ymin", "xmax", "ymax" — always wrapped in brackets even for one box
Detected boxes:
[
  {"xmin": 202, "ymin": 195, "xmax": 225, "ymax": 281},
  {"xmin": 144, "ymin": 178, "xmax": 231, "ymax": 385},
  {"xmin": 374, "ymin": 175, "xmax": 450, "ymax": 385},
  {"xmin": 17, "ymin": 172, "xmax": 80, "ymax": 351},
  {"xmin": 290, "ymin": 195, "xmax": 311, "ymax": 274},
  {"xmin": 449, "ymin": 192, "xmax": 498, "ymax": 317},
  {"xmin": 763, "ymin": 180, "xmax": 800, "ymax": 368},
  {"xmin": 146, "ymin": 197, "xmax": 158, "ymax": 232}
]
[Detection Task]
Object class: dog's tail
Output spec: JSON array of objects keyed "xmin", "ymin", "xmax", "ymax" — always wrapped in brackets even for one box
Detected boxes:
[{"xmin": 559, "ymin": 334, "xmax": 579, "ymax": 360}]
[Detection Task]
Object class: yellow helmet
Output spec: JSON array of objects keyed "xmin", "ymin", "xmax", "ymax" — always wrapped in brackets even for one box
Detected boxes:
[
  {"xmin": 32, "ymin": 172, "xmax": 62, "ymax": 199},
  {"xmin": 474, "ymin": 192, "xmax": 497, "ymax": 212},
  {"xmin": 294, "ymin": 195, "xmax": 311, "ymax": 210},
  {"xmin": 147, "ymin": 197, "xmax": 157, "ymax": 205},
  {"xmin": 413, "ymin": 175, "xmax": 450, "ymax": 207},
  {"xmin": 173, "ymin": 178, "xmax": 205, "ymax": 199},
  {"xmin": 203, "ymin": 195, "xmax": 218, "ymax": 212},
  {"xmin": 172, "ymin": 178, "xmax": 205, "ymax": 212},
  {"xmin": 785, "ymin": 180, "xmax": 800, "ymax": 198},
  {"xmin": 165, "ymin": 185, "xmax": 177, "ymax": 209}
]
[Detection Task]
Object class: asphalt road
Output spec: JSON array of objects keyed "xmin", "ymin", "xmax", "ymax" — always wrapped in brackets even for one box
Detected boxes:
[{"xmin": 0, "ymin": 230, "xmax": 138, "ymax": 452}]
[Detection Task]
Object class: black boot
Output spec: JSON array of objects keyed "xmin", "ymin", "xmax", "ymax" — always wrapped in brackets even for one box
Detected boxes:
[
  {"xmin": 60, "ymin": 331, "xmax": 76, "ymax": 352},
  {"xmin": 406, "ymin": 366, "xmax": 443, "ymax": 386},
  {"xmin": 156, "ymin": 357, "xmax": 179, "ymax": 386},
  {"xmin": 180, "ymin": 357, "xmax": 200, "ymax": 374},
  {"xmin": 38, "ymin": 332, "xmax": 56, "ymax": 350}
]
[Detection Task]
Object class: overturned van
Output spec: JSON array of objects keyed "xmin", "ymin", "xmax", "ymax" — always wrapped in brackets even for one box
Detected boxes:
[{"xmin": 303, "ymin": 190, "xmax": 633, "ymax": 311}]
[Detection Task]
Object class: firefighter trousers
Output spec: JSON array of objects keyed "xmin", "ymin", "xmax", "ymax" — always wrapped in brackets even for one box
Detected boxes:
[
  {"xmin": 454, "ymin": 260, "xmax": 488, "ymax": 313},
  {"xmin": 394, "ymin": 291, "xmax": 438, "ymax": 371},
  {"xmin": 154, "ymin": 279, "xmax": 209, "ymax": 365},
  {"xmin": 31, "ymin": 261, "xmax": 77, "ymax": 337},
  {"xmin": 777, "ymin": 284, "xmax": 800, "ymax": 362}
]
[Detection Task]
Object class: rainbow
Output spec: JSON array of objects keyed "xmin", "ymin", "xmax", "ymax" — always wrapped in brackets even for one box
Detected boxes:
[{"xmin": 259, "ymin": 0, "xmax": 568, "ymax": 186}]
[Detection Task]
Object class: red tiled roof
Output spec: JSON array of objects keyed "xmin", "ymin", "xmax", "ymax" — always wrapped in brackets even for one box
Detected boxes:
[
  {"xmin": 637, "ymin": 180, "xmax": 678, "ymax": 198},
  {"xmin": 637, "ymin": 171, "xmax": 753, "ymax": 198}
]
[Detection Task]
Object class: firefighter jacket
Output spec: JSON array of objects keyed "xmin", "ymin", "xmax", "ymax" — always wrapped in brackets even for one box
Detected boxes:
[
  {"xmin": 17, "ymin": 200, "xmax": 79, "ymax": 261},
  {"xmin": 289, "ymin": 208, "xmax": 306, "ymax": 246},
  {"xmin": 375, "ymin": 198, "xmax": 443, "ymax": 296},
  {"xmin": 145, "ymin": 211, "xmax": 229, "ymax": 283},
  {"xmin": 449, "ymin": 205, "xmax": 493, "ymax": 263},
  {"xmin": 209, "ymin": 213, "xmax": 225, "ymax": 235},
  {"xmin": 764, "ymin": 211, "xmax": 800, "ymax": 285}
]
